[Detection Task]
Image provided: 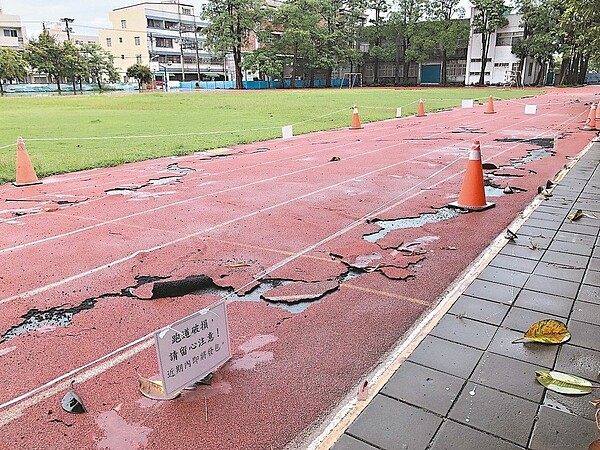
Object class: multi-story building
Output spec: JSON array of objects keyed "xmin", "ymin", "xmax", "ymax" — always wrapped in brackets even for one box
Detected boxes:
[
  {"xmin": 465, "ymin": 8, "xmax": 545, "ymax": 86},
  {"xmin": 99, "ymin": 2, "xmax": 225, "ymax": 83},
  {"xmin": 0, "ymin": 3, "xmax": 26, "ymax": 51},
  {"xmin": 46, "ymin": 24, "xmax": 99, "ymax": 46}
]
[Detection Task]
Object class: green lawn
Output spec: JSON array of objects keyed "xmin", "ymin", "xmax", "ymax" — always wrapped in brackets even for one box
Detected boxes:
[{"xmin": 0, "ymin": 87, "xmax": 543, "ymax": 184}]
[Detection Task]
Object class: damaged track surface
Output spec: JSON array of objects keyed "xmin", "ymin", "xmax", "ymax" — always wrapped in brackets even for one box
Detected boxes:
[{"xmin": 0, "ymin": 87, "xmax": 597, "ymax": 450}]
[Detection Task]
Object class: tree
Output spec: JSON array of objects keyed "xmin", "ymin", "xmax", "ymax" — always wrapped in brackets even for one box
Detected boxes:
[
  {"xmin": 471, "ymin": 0, "xmax": 508, "ymax": 85},
  {"xmin": 126, "ymin": 64, "xmax": 153, "ymax": 89},
  {"xmin": 0, "ymin": 48, "xmax": 28, "ymax": 94},
  {"xmin": 202, "ymin": 0, "xmax": 267, "ymax": 89},
  {"xmin": 387, "ymin": 0, "xmax": 427, "ymax": 85},
  {"xmin": 242, "ymin": 48, "xmax": 283, "ymax": 87},
  {"xmin": 314, "ymin": 0, "xmax": 366, "ymax": 87},
  {"xmin": 428, "ymin": 0, "xmax": 469, "ymax": 85},
  {"xmin": 25, "ymin": 31, "xmax": 71, "ymax": 93},
  {"xmin": 365, "ymin": 0, "xmax": 390, "ymax": 85},
  {"xmin": 79, "ymin": 43, "xmax": 120, "ymax": 89},
  {"xmin": 513, "ymin": 0, "xmax": 562, "ymax": 86}
]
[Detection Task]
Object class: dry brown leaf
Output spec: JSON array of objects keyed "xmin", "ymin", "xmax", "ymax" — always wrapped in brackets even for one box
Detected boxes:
[{"xmin": 512, "ymin": 319, "xmax": 570, "ymax": 344}]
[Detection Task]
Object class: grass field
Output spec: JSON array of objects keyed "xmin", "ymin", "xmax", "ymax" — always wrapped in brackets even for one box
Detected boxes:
[{"xmin": 0, "ymin": 87, "xmax": 543, "ymax": 184}]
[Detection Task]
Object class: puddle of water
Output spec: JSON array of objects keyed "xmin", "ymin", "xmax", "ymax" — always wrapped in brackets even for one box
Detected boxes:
[
  {"xmin": 167, "ymin": 163, "xmax": 195, "ymax": 175},
  {"xmin": 364, "ymin": 208, "xmax": 461, "ymax": 243},
  {"xmin": 95, "ymin": 410, "xmax": 152, "ymax": 450}
]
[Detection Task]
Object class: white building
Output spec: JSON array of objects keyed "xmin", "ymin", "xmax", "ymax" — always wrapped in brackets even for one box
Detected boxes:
[
  {"xmin": 99, "ymin": 2, "xmax": 225, "ymax": 83},
  {"xmin": 0, "ymin": 3, "xmax": 26, "ymax": 51},
  {"xmin": 465, "ymin": 8, "xmax": 544, "ymax": 86}
]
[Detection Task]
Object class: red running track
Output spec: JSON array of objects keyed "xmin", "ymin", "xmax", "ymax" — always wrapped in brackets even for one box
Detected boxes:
[{"xmin": 0, "ymin": 87, "xmax": 597, "ymax": 449}]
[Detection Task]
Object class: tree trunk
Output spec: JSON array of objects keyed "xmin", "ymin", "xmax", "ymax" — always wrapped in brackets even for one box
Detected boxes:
[
  {"xmin": 478, "ymin": 33, "xmax": 488, "ymax": 85},
  {"xmin": 97, "ymin": 77, "xmax": 102, "ymax": 90},
  {"xmin": 326, "ymin": 68, "xmax": 332, "ymax": 88},
  {"xmin": 0, "ymin": 80, "xmax": 3, "ymax": 94},
  {"xmin": 233, "ymin": 46, "xmax": 244, "ymax": 89},
  {"xmin": 441, "ymin": 49, "xmax": 448, "ymax": 85},
  {"xmin": 534, "ymin": 59, "xmax": 545, "ymax": 86},
  {"xmin": 291, "ymin": 45, "xmax": 297, "ymax": 89},
  {"xmin": 56, "ymin": 76, "xmax": 62, "ymax": 94},
  {"xmin": 72, "ymin": 79, "xmax": 77, "ymax": 95},
  {"xmin": 309, "ymin": 68, "xmax": 315, "ymax": 88}
]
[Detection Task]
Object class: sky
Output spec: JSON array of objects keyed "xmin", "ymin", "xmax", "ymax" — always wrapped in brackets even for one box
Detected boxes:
[
  {"xmin": 1, "ymin": 1, "xmax": 207, "ymax": 38},
  {"xmin": 3, "ymin": 0, "xmax": 473, "ymax": 39}
]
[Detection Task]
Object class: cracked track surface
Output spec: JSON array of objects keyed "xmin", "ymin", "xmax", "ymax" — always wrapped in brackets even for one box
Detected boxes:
[{"xmin": 0, "ymin": 87, "xmax": 597, "ymax": 450}]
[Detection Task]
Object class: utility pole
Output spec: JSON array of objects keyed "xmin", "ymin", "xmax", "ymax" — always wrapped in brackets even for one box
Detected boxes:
[
  {"xmin": 177, "ymin": 1, "xmax": 185, "ymax": 82},
  {"xmin": 61, "ymin": 17, "xmax": 74, "ymax": 40}
]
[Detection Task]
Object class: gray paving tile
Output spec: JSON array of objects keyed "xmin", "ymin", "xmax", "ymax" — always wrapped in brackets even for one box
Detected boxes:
[
  {"xmin": 532, "ymin": 261, "xmax": 585, "ymax": 283},
  {"xmin": 332, "ymin": 435, "xmax": 378, "ymax": 450},
  {"xmin": 525, "ymin": 218, "xmax": 562, "ymax": 231},
  {"xmin": 489, "ymin": 254, "xmax": 538, "ymax": 274},
  {"xmin": 449, "ymin": 295, "xmax": 509, "ymax": 325},
  {"xmin": 578, "ymin": 284, "xmax": 600, "ymax": 304},
  {"xmin": 487, "ymin": 327, "xmax": 558, "ymax": 368},
  {"xmin": 529, "ymin": 210, "xmax": 561, "ymax": 222},
  {"xmin": 430, "ymin": 419, "xmax": 525, "ymax": 450},
  {"xmin": 382, "ymin": 361, "xmax": 465, "ymax": 416},
  {"xmin": 543, "ymin": 390, "xmax": 598, "ymax": 421},
  {"xmin": 547, "ymin": 239, "xmax": 594, "ymax": 256},
  {"xmin": 470, "ymin": 352, "xmax": 545, "ymax": 402},
  {"xmin": 430, "ymin": 315, "xmax": 497, "ymax": 350},
  {"xmin": 559, "ymin": 221, "xmax": 599, "ymax": 235},
  {"xmin": 567, "ymin": 320, "xmax": 600, "ymax": 352},
  {"xmin": 583, "ymin": 269, "xmax": 600, "ymax": 287},
  {"xmin": 554, "ymin": 230, "xmax": 597, "ymax": 246},
  {"xmin": 346, "ymin": 394, "xmax": 442, "ymax": 450},
  {"xmin": 523, "ymin": 274, "xmax": 579, "ymax": 299},
  {"xmin": 478, "ymin": 266, "xmax": 530, "ymax": 288},
  {"xmin": 499, "ymin": 243, "xmax": 544, "ymax": 261},
  {"xmin": 501, "ymin": 307, "xmax": 566, "ymax": 333},
  {"xmin": 529, "ymin": 405, "xmax": 598, "ymax": 450},
  {"xmin": 448, "ymin": 382, "xmax": 538, "ymax": 447},
  {"xmin": 556, "ymin": 344, "xmax": 600, "ymax": 382},
  {"xmin": 513, "ymin": 289, "xmax": 574, "ymax": 318},
  {"xmin": 571, "ymin": 300, "xmax": 600, "ymax": 326},
  {"xmin": 407, "ymin": 336, "xmax": 483, "ymax": 379},
  {"xmin": 541, "ymin": 250, "xmax": 589, "ymax": 268},
  {"xmin": 589, "ymin": 257, "xmax": 600, "ymax": 271},
  {"xmin": 506, "ymin": 230, "xmax": 551, "ymax": 249},
  {"xmin": 463, "ymin": 279, "xmax": 520, "ymax": 305}
]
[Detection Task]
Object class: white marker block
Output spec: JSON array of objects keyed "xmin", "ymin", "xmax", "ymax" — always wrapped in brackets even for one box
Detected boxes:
[
  {"xmin": 462, "ymin": 99, "xmax": 474, "ymax": 108},
  {"xmin": 396, "ymin": 107, "xmax": 402, "ymax": 118},
  {"xmin": 524, "ymin": 104, "xmax": 537, "ymax": 115},
  {"xmin": 282, "ymin": 125, "xmax": 293, "ymax": 139}
]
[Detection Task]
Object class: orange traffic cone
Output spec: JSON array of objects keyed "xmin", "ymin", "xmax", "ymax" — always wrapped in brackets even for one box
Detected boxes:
[
  {"xmin": 13, "ymin": 137, "xmax": 41, "ymax": 187},
  {"xmin": 416, "ymin": 98, "xmax": 426, "ymax": 117},
  {"xmin": 350, "ymin": 105, "xmax": 363, "ymax": 129},
  {"xmin": 449, "ymin": 140, "xmax": 495, "ymax": 211},
  {"xmin": 596, "ymin": 102, "xmax": 600, "ymax": 124},
  {"xmin": 582, "ymin": 103, "xmax": 597, "ymax": 131},
  {"xmin": 484, "ymin": 96, "xmax": 495, "ymax": 114}
]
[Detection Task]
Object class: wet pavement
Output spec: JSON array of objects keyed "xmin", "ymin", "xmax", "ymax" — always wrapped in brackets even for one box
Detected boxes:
[
  {"xmin": 330, "ymin": 139, "xmax": 600, "ymax": 449},
  {"xmin": 1, "ymin": 87, "xmax": 599, "ymax": 450}
]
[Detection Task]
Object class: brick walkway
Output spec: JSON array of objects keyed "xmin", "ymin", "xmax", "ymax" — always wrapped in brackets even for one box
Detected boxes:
[{"xmin": 332, "ymin": 139, "xmax": 600, "ymax": 450}]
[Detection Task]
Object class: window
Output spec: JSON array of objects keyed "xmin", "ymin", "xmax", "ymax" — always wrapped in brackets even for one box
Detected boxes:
[
  {"xmin": 147, "ymin": 19, "xmax": 162, "ymax": 28},
  {"xmin": 447, "ymin": 60, "xmax": 467, "ymax": 77},
  {"xmin": 106, "ymin": 37, "xmax": 112, "ymax": 47},
  {"xmin": 496, "ymin": 32, "xmax": 523, "ymax": 47},
  {"xmin": 136, "ymin": 54, "xmax": 143, "ymax": 64},
  {"xmin": 155, "ymin": 37, "xmax": 173, "ymax": 48},
  {"xmin": 121, "ymin": 19, "xmax": 127, "ymax": 29},
  {"xmin": 119, "ymin": 37, "xmax": 123, "ymax": 43},
  {"xmin": 134, "ymin": 36, "xmax": 141, "ymax": 46},
  {"xmin": 164, "ymin": 21, "xmax": 178, "ymax": 30},
  {"xmin": 3, "ymin": 29, "xmax": 18, "ymax": 38},
  {"xmin": 182, "ymin": 7, "xmax": 191, "ymax": 14},
  {"xmin": 494, "ymin": 62, "xmax": 509, "ymax": 67}
]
